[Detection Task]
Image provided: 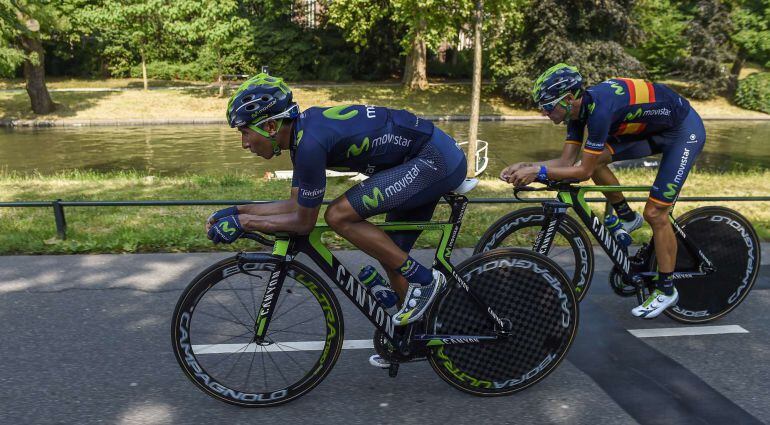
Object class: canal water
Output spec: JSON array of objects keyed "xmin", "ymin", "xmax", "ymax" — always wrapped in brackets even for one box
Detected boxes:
[{"xmin": 1, "ymin": 120, "xmax": 768, "ymax": 176}]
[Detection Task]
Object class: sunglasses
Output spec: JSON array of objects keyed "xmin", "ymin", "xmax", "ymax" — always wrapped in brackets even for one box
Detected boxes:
[{"xmin": 538, "ymin": 92, "xmax": 570, "ymax": 112}]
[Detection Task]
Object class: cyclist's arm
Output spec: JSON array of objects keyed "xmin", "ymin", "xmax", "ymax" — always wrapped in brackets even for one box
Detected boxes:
[
  {"xmin": 236, "ymin": 188, "xmax": 300, "ymax": 216},
  {"xmin": 239, "ymin": 203, "xmax": 321, "ymax": 235},
  {"xmin": 540, "ymin": 150, "xmax": 600, "ymax": 181},
  {"xmin": 502, "ymin": 143, "xmax": 580, "ymax": 182}
]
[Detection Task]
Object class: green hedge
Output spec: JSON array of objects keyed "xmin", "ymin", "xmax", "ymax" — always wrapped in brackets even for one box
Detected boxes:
[
  {"xmin": 735, "ymin": 72, "xmax": 770, "ymax": 114},
  {"xmin": 129, "ymin": 61, "xmax": 215, "ymax": 81}
]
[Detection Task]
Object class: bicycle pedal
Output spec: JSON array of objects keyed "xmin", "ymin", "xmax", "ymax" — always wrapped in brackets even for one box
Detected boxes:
[{"xmin": 388, "ymin": 363, "xmax": 399, "ymax": 378}]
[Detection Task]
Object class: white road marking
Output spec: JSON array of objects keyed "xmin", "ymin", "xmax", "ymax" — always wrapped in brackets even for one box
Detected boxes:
[
  {"xmin": 192, "ymin": 325, "xmax": 750, "ymax": 353},
  {"xmin": 193, "ymin": 339, "xmax": 373, "ymax": 354},
  {"xmin": 628, "ymin": 325, "xmax": 748, "ymax": 338}
]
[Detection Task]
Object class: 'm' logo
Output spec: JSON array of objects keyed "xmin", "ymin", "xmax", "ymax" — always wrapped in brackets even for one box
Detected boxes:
[
  {"xmin": 362, "ymin": 187, "xmax": 384, "ymax": 210},
  {"xmin": 296, "ymin": 130, "xmax": 304, "ymax": 146},
  {"xmin": 625, "ymin": 108, "xmax": 642, "ymax": 121},
  {"xmin": 610, "ymin": 82, "xmax": 625, "ymax": 95},
  {"xmin": 588, "ymin": 102, "xmax": 596, "ymax": 114},
  {"xmin": 347, "ymin": 137, "xmax": 370, "ymax": 158},
  {"xmin": 323, "ymin": 105, "xmax": 358, "ymax": 120},
  {"xmin": 219, "ymin": 222, "xmax": 236, "ymax": 235},
  {"xmin": 400, "ymin": 260, "xmax": 413, "ymax": 273},
  {"xmin": 663, "ymin": 183, "xmax": 678, "ymax": 199}
]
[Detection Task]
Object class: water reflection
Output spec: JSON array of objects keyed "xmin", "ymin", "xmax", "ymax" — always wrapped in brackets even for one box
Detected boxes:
[{"xmin": 1, "ymin": 120, "xmax": 768, "ymax": 175}]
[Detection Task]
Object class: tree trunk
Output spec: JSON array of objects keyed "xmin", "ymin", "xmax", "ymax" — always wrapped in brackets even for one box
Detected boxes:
[
  {"xmin": 403, "ymin": 20, "xmax": 428, "ymax": 90},
  {"xmin": 727, "ymin": 47, "xmax": 747, "ymax": 98},
  {"xmin": 19, "ymin": 33, "xmax": 55, "ymax": 115},
  {"xmin": 466, "ymin": 0, "xmax": 484, "ymax": 178},
  {"xmin": 141, "ymin": 48, "xmax": 148, "ymax": 91}
]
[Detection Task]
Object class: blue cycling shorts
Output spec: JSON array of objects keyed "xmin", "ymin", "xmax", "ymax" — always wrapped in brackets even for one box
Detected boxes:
[
  {"xmin": 608, "ymin": 108, "xmax": 706, "ymax": 205},
  {"xmin": 346, "ymin": 127, "xmax": 467, "ymax": 252}
]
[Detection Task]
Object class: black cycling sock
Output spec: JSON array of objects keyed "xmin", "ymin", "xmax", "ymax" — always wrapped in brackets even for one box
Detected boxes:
[
  {"xmin": 612, "ymin": 200, "xmax": 636, "ymax": 222},
  {"xmin": 657, "ymin": 272, "xmax": 675, "ymax": 296}
]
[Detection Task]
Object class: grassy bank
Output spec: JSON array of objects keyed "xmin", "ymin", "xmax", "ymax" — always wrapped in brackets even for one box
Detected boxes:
[
  {"xmin": 2, "ymin": 79, "xmax": 767, "ymax": 122},
  {"xmin": 1, "ymin": 169, "xmax": 768, "ymax": 254}
]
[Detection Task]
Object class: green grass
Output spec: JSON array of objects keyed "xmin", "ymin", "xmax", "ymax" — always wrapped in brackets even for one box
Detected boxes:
[{"xmin": 1, "ymin": 169, "xmax": 769, "ymax": 254}]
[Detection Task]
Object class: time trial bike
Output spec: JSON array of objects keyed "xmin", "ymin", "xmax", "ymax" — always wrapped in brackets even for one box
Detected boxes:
[
  {"xmin": 172, "ymin": 180, "xmax": 579, "ymax": 407},
  {"xmin": 474, "ymin": 180, "xmax": 759, "ymax": 323}
]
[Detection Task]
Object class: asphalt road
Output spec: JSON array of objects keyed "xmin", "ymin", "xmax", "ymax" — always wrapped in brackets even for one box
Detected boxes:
[{"xmin": 1, "ymin": 247, "xmax": 769, "ymax": 425}]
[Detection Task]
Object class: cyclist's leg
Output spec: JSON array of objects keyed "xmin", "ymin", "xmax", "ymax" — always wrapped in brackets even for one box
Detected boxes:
[
  {"xmin": 634, "ymin": 109, "xmax": 706, "ymax": 318},
  {"xmin": 379, "ymin": 203, "xmax": 439, "ymax": 298},
  {"xmin": 597, "ymin": 141, "xmax": 655, "ymax": 228},
  {"xmin": 326, "ymin": 129, "xmax": 467, "ymax": 324}
]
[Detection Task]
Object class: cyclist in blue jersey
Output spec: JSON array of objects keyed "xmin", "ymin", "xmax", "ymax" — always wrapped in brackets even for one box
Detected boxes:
[
  {"xmin": 204, "ymin": 74, "xmax": 468, "ymax": 360},
  {"xmin": 501, "ymin": 63, "xmax": 706, "ymax": 319}
]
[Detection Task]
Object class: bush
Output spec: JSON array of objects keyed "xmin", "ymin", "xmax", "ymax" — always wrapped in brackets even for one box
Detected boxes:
[
  {"xmin": 129, "ymin": 61, "xmax": 214, "ymax": 81},
  {"xmin": 734, "ymin": 72, "xmax": 770, "ymax": 114}
]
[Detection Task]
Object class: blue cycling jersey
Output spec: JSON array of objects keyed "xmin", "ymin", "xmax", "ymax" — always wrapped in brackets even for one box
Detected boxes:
[
  {"xmin": 289, "ymin": 105, "xmax": 438, "ymax": 208},
  {"xmin": 566, "ymin": 78, "xmax": 691, "ymax": 153}
]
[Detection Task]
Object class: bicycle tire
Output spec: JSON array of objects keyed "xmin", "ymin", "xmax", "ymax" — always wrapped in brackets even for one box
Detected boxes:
[
  {"xmin": 647, "ymin": 206, "xmax": 761, "ymax": 324},
  {"xmin": 474, "ymin": 207, "xmax": 594, "ymax": 300},
  {"xmin": 426, "ymin": 248, "xmax": 579, "ymax": 396},
  {"xmin": 171, "ymin": 256, "xmax": 344, "ymax": 407}
]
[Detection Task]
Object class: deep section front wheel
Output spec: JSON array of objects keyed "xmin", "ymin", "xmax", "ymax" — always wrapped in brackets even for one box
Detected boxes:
[
  {"xmin": 475, "ymin": 207, "xmax": 594, "ymax": 300},
  {"xmin": 426, "ymin": 248, "xmax": 579, "ymax": 396},
  {"xmin": 646, "ymin": 206, "xmax": 761, "ymax": 323},
  {"xmin": 171, "ymin": 256, "xmax": 343, "ymax": 407}
]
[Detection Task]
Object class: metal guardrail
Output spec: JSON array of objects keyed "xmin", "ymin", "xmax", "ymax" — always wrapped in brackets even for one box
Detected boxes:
[{"xmin": 2, "ymin": 196, "xmax": 770, "ymax": 240}]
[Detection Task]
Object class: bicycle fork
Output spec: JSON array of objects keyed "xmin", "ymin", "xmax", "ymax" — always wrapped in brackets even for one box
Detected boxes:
[{"xmin": 532, "ymin": 201, "xmax": 571, "ymax": 256}]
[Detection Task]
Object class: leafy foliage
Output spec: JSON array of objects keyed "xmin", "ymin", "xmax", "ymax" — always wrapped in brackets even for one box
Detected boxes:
[
  {"xmin": 734, "ymin": 71, "xmax": 770, "ymax": 113},
  {"xmin": 502, "ymin": 0, "xmax": 646, "ymax": 104}
]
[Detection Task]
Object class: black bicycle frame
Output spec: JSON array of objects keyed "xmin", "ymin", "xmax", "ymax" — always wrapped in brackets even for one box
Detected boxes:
[
  {"xmin": 246, "ymin": 194, "xmax": 508, "ymax": 354},
  {"xmin": 534, "ymin": 183, "xmax": 715, "ymax": 283}
]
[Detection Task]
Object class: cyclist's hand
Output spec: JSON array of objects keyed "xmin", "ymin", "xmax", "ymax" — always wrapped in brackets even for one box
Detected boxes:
[
  {"xmin": 207, "ymin": 215, "xmax": 244, "ymax": 244},
  {"xmin": 511, "ymin": 166, "xmax": 539, "ymax": 187},
  {"xmin": 206, "ymin": 206, "xmax": 239, "ymax": 231},
  {"xmin": 500, "ymin": 162, "xmax": 531, "ymax": 183}
]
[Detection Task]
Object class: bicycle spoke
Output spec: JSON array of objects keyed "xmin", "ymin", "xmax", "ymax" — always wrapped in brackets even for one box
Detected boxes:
[
  {"xmin": 263, "ymin": 345, "xmax": 291, "ymax": 386},
  {"xmin": 226, "ymin": 278, "xmax": 257, "ymax": 323},
  {"xmin": 274, "ymin": 342, "xmax": 311, "ymax": 375},
  {"xmin": 267, "ymin": 315, "xmax": 319, "ymax": 335},
  {"xmin": 209, "ymin": 292, "xmax": 255, "ymax": 333},
  {"xmin": 269, "ymin": 294, "xmax": 314, "ymax": 323},
  {"xmin": 195, "ymin": 309, "xmax": 253, "ymax": 335},
  {"xmin": 267, "ymin": 329, "xmax": 325, "ymax": 338}
]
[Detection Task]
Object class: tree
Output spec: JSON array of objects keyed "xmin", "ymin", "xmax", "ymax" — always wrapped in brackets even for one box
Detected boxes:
[
  {"xmin": 728, "ymin": 0, "xmax": 770, "ymax": 94},
  {"xmin": 0, "ymin": 0, "xmax": 69, "ymax": 114},
  {"xmin": 327, "ymin": 0, "xmax": 464, "ymax": 89},
  {"xmin": 679, "ymin": 0, "xmax": 734, "ymax": 99},
  {"xmin": 502, "ymin": 0, "xmax": 646, "ymax": 104},
  {"xmin": 82, "ymin": 0, "xmax": 172, "ymax": 90},
  {"xmin": 167, "ymin": 1, "xmax": 249, "ymax": 95},
  {"xmin": 630, "ymin": 0, "xmax": 689, "ymax": 78}
]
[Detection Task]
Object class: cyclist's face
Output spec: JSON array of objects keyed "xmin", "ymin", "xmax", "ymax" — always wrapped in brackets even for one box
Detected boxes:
[
  {"xmin": 239, "ymin": 126, "xmax": 274, "ymax": 159},
  {"xmin": 540, "ymin": 96, "xmax": 570, "ymax": 125}
]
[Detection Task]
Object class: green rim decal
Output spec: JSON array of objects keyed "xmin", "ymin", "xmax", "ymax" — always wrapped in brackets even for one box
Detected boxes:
[
  {"xmin": 294, "ymin": 272, "xmax": 337, "ymax": 374},
  {"xmin": 308, "ymin": 229, "xmax": 333, "ymax": 266},
  {"xmin": 435, "ymin": 346, "xmax": 492, "ymax": 388}
]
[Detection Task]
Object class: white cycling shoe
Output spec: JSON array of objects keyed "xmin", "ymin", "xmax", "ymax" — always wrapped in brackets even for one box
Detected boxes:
[
  {"xmin": 631, "ymin": 288, "xmax": 679, "ymax": 319},
  {"xmin": 620, "ymin": 212, "xmax": 644, "ymax": 234}
]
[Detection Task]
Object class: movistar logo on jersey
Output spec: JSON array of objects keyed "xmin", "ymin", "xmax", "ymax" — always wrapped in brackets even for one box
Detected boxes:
[
  {"xmin": 610, "ymin": 82, "xmax": 625, "ymax": 95},
  {"xmin": 663, "ymin": 183, "xmax": 678, "ymax": 199},
  {"xmin": 219, "ymin": 222, "xmax": 236, "ymax": 235},
  {"xmin": 323, "ymin": 105, "xmax": 358, "ymax": 120},
  {"xmin": 362, "ymin": 187, "xmax": 384, "ymax": 210},
  {"xmin": 625, "ymin": 108, "xmax": 642, "ymax": 121},
  {"xmin": 347, "ymin": 137, "xmax": 370, "ymax": 158},
  {"xmin": 588, "ymin": 102, "xmax": 596, "ymax": 115}
]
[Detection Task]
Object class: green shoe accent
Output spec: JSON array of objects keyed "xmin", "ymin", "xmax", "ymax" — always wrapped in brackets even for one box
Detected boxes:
[{"xmin": 642, "ymin": 289, "xmax": 664, "ymax": 307}]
